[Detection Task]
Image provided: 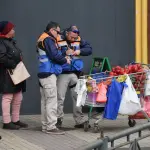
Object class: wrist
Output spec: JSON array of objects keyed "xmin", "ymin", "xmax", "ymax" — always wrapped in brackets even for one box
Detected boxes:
[
  {"xmin": 79, "ymin": 50, "xmax": 82, "ymax": 55},
  {"xmin": 77, "ymin": 50, "xmax": 81, "ymax": 55}
]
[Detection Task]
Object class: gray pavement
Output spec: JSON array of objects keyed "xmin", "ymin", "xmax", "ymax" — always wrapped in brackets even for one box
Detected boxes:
[{"xmin": 0, "ymin": 114, "xmax": 149, "ymax": 150}]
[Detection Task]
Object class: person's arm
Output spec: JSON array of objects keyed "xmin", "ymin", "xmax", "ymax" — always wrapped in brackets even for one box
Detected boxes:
[
  {"xmin": 80, "ymin": 39, "xmax": 92, "ymax": 56},
  {"xmin": 73, "ymin": 39, "xmax": 92, "ymax": 56},
  {"xmin": 44, "ymin": 37, "xmax": 67, "ymax": 65},
  {"xmin": 0, "ymin": 41, "xmax": 17, "ymax": 69}
]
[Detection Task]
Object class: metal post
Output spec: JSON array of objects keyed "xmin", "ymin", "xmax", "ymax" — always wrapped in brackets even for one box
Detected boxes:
[
  {"xmin": 141, "ymin": 0, "xmax": 148, "ymax": 64},
  {"xmin": 99, "ymin": 138, "xmax": 108, "ymax": 150},
  {"xmin": 135, "ymin": 0, "xmax": 142, "ymax": 63},
  {"xmin": 88, "ymin": 106, "xmax": 93, "ymax": 120},
  {"xmin": 129, "ymin": 139, "xmax": 141, "ymax": 150}
]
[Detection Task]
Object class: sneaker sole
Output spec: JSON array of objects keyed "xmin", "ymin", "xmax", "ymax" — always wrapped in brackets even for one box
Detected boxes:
[
  {"xmin": 42, "ymin": 130, "xmax": 46, "ymax": 133},
  {"xmin": 3, "ymin": 128, "xmax": 20, "ymax": 130},
  {"xmin": 46, "ymin": 131, "xmax": 65, "ymax": 135},
  {"xmin": 19, "ymin": 126, "xmax": 28, "ymax": 128}
]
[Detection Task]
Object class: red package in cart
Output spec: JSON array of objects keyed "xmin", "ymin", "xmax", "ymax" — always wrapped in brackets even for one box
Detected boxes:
[
  {"xmin": 96, "ymin": 83, "xmax": 107, "ymax": 103},
  {"xmin": 129, "ymin": 96, "xmax": 150, "ymax": 119}
]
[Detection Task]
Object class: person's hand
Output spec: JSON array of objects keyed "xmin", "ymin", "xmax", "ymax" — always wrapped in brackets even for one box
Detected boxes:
[
  {"xmin": 73, "ymin": 50, "xmax": 80, "ymax": 56},
  {"xmin": 66, "ymin": 58, "xmax": 71, "ymax": 64},
  {"xmin": 66, "ymin": 49, "xmax": 74, "ymax": 55},
  {"xmin": 65, "ymin": 56, "xmax": 71, "ymax": 64}
]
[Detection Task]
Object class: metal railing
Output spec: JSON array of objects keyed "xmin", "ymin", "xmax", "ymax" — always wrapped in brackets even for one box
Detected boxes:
[{"xmin": 78, "ymin": 122, "xmax": 150, "ymax": 150}]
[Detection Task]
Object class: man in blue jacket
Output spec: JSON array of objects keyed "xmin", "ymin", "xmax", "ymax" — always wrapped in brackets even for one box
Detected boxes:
[
  {"xmin": 37, "ymin": 21, "xmax": 70, "ymax": 134},
  {"xmin": 56, "ymin": 25, "xmax": 92, "ymax": 128}
]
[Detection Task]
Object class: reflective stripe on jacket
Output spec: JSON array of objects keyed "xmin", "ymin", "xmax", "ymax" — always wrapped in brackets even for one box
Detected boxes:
[{"xmin": 37, "ymin": 32, "xmax": 62, "ymax": 75}]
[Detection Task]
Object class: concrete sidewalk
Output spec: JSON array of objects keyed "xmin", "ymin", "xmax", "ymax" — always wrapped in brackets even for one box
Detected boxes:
[{"xmin": 0, "ymin": 114, "xmax": 149, "ymax": 150}]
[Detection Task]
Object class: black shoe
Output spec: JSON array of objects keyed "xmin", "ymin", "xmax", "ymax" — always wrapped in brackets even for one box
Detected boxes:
[
  {"xmin": 74, "ymin": 123, "xmax": 84, "ymax": 128},
  {"xmin": 56, "ymin": 118, "xmax": 63, "ymax": 128},
  {"xmin": 13, "ymin": 121, "xmax": 28, "ymax": 128},
  {"xmin": 74, "ymin": 122, "xmax": 91, "ymax": 128},
  {"xmin": 3, "ymin": 122, "xmax": 20, "ymax": 130}
]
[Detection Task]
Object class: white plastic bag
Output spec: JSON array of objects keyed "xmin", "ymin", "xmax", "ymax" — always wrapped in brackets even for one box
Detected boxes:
[
  {"xmin": 119, "ymin": 75, "xmax": 141, "ymax": 115},
  {"xmin": 75, "ymin": 79, "xmax": 87, "ymax": 107},
  {"xmin": 145, "ymin": 71, "xmax": 150, "ymax": 96}
]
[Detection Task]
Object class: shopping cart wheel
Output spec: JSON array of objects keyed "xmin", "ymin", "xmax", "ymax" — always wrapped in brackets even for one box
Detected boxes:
[
  {"xmin": 128, "ymin": 119, "xmax": 136, "ymax": 127},
  {"xmin": 84, "ymin": 121, "xmax": 90, "ymax": 132},
  {"xmin": 93, "ymin": 123, "xmax": 100, "ymax": 133}
]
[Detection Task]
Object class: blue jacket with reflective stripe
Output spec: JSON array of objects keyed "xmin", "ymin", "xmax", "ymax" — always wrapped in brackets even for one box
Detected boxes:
[
  {"xmin": 57, "ymin": 34, "xmax": 92, "ymax": 72},
  {"xmin": 37, "ymin": 32, "xmax": 67, "ymax": 76}
]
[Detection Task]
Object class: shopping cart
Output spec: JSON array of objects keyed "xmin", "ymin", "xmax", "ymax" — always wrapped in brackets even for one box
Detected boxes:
[{"xmin": 80, "ymin": 66, "xmax": 150, "ymax": 133}]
